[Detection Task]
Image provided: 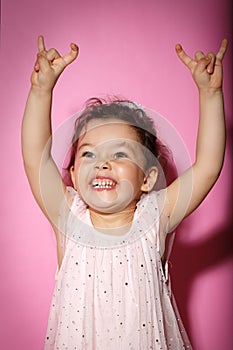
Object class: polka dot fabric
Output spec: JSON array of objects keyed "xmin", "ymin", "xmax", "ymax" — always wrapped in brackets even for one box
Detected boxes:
[{"xmin": 45, "ymin": 188, "xmax": 192, "ymax": 349}]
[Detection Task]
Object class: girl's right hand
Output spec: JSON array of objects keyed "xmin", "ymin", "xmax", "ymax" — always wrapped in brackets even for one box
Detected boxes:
[{"xmin": 31, "ymin": 35, "xmax": 79, "ymax": 91}]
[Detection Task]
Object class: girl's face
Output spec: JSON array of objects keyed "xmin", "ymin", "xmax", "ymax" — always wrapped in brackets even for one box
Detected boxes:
[{"xmin": 70, "ymin": 118, "xmax": 157, "ymax": 214}]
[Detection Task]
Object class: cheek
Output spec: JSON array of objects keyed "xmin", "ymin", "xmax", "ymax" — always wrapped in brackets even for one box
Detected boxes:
[
  {"xmin": 74, "ymin": 159, "xmax": 90, "ymax": 175},
  {"xmin": 116, "ymin": 162, "xmax": 132, "ymax": 178},
  {"xmin": 117, "ymin": 163, "xmax": 144, "ymax": 183},
  {"xmin": 71, "ymin": 162, "xmax": 85, "ymax": 187}
]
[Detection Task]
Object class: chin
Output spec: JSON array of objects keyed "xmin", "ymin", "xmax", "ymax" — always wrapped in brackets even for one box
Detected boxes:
[{"xmin": 88, "ymin": 197, "xmax": 137, "ymax": 215}]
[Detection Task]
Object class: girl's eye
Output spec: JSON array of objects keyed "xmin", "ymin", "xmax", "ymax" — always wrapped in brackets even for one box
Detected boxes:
[
  {"xmin": 82, "ymin": 151, "xmax": 96, "ymax": 158},
  {"xmin": 113, "ymin": 152, "xmax": 128, "ymax": 159}
]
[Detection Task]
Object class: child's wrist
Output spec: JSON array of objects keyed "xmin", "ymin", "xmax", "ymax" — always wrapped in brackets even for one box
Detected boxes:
[
  {"xmin": 198, "ymin": 87, "xmax": 223, "ymax": 97},
  {"xmin": 30, "ymin": 85, "xmax": 53, "ymax": 97}
]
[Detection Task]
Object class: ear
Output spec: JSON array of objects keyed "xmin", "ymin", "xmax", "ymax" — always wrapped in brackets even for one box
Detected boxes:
[
  {"xmin": 140, "ymin": 166, "xmax": 158, "ymax": 192},
  {"xmin": 70, "ymin": 165, "xmax": 77, "ymax": 189}
]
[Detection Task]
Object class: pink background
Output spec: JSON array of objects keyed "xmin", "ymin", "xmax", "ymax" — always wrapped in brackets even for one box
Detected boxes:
[{"xmin": 0, "ymin": 0, "xmax": 232, "ymax": 349}]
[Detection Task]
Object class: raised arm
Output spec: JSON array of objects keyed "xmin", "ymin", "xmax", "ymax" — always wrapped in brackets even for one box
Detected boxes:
[
  {"xmin": 167, "ymin": 39, "xmax": 228, "ymax": 232},
  {"xmin": 22, "ymin": 36, "xmax": 78, "ymax": 227}
]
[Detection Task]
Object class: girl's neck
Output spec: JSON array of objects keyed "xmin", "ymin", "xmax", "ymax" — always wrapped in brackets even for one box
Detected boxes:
[{"xmin": 89, "ymin": 204, "xmax": 136, "ymax": 236}]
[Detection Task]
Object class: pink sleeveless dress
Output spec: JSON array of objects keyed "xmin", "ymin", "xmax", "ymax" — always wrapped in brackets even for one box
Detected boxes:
[{"xmin": 45, "ymin": 187, "xmax": 192, "ymax": 349}]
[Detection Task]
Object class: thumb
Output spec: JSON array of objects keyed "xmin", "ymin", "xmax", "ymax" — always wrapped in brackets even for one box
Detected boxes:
[{"xmin": 63, "ymin": 43, "xmax": 79, "ymax": 66}]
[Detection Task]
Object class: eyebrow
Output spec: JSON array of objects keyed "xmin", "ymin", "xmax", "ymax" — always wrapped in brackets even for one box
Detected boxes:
[
  {"xmin": 115, "ymin": 141, "xmax": 138, "ymax": 153},
  {"xmin": 78, "ymin": 140, "xmax": 136, "ymax": 150},
  {"xmin": 78, "ymin": 142, "xmax": 94, "ymax": 151}
]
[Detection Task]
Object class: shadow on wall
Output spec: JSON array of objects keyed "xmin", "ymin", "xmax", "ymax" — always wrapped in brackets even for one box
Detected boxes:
[{"xmin": 169, "ymin": 121, "xmax": 233, "ymax": 347}]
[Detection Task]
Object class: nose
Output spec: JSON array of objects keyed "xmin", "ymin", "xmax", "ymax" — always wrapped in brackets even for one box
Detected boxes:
[{"xmin": 94, "ymin": 160, "xmax": 111, "ymax": 170}]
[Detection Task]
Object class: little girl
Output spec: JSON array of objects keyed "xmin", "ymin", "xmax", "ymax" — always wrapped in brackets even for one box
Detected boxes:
[{"xmin": 22, "ymin": 36, "xmax": 228, "ymax": 349}]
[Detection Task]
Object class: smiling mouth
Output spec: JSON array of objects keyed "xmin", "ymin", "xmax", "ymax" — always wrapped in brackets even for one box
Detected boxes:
[{"xmin": 91, "ymin": 178, "xmax": 117, "ymax": 190}]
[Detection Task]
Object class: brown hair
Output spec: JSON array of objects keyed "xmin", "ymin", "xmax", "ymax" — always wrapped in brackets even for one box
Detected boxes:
[{"xmin": 63, "ymin": 97, "xmax": 176, "ymax": 189}]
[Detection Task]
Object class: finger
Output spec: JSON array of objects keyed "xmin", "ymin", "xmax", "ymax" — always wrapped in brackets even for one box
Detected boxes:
[
  {"xmin": 175, "ymin": 44, "xmax": 193, "ymax": 69},
  {"xmin": 34, "ymin": 55, "xmax": 41, "ymax": 72},
  {"xmin": 206, "ymin": 52, "xmax": 216, "ymax": 74},
  {"xmin": 216, "ymin": 38, "xmax": 228, "ymax": 61},
  {"xmin": 46, "ymin": 48, "xmax": 61, "ymax": 62},
  {"xmin": 63, "ymin": 43, "xmax": 79, "ymax": 66},
  {"xmin": 38, "ymin": 35, "xmax": 46, "ymax": 53},
  {"xmin": 36, "ymin": 52, "xmax": 51, "ymax": 71},
  {"xmin": 195, "ymin": 56, "xmax": 211, "ymax": 75},
  {"xmin": 194, "ymin": 51, "xmax": 205, "ymax": 61},
  {"xmin": 34, "ymin": 62, "xmax": 40, "ymax": 72},
  {"xmin": 34, "ymin": 56, "xmax": 43, "ymax": 73}
]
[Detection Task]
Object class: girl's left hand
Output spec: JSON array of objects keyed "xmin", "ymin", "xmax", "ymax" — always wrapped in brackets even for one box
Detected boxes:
[{"xmin": 175, "ymin": 39, "xmax": 228, "ymax": 92}]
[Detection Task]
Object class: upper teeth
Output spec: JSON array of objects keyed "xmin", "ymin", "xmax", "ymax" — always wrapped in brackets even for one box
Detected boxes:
[{"xmin": 92, "ymin": 179, "xmax": 116, "ymax": 188}]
